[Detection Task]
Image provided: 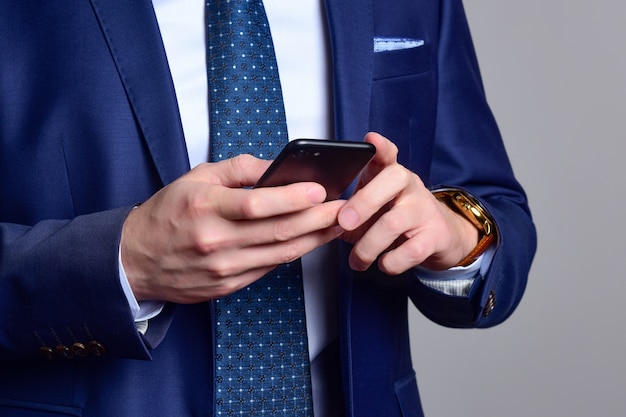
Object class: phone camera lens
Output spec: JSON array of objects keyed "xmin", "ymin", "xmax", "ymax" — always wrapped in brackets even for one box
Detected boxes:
[{"xmin": 294, "ymin": 149, "xmax": 308, "ymax": 158}]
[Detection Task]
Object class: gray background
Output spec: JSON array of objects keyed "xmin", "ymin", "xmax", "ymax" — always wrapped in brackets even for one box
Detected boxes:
[{"xmin": 409, "ymin": 1, "xmax": 626, "ymax": 416}]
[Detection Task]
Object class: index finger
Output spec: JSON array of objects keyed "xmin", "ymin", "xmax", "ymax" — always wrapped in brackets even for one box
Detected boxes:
[
  {"xmin": 214, "ymin": 181, "xmax": 329, "ymax": 220},
  {"xmin": 338, "ymin": 164, "xmax": 408, "ymax": 230},
  {"xmin": 358, "ymin": 132, "xmax": 400, "ymax": 182}
]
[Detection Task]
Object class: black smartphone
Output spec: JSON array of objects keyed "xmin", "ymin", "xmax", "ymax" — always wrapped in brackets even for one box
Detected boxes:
[{"xmin": 255, "ymin": 139, "xmax": 376, "ymax": 200}]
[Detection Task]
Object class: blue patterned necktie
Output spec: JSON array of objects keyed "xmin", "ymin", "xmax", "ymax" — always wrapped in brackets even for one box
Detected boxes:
[{"xmin": 206, "ymin": 1, "xmax": 314, "ymax": 416}]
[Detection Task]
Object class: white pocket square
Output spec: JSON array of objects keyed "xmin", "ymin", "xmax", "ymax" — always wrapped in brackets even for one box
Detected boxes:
[{"xmin": 373, "ymin": 37, "xmax": 425, "ymax": 53}]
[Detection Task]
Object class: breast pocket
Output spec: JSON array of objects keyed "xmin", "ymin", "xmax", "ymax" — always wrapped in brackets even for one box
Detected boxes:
[{"xmin": 373, "ymin": 43, "xmax": 431, "ymax": 80}]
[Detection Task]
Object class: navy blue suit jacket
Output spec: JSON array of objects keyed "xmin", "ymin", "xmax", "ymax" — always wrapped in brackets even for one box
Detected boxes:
[{"xmin": 0, "ymin": 0, "xmax": 536, "ymax": 416}]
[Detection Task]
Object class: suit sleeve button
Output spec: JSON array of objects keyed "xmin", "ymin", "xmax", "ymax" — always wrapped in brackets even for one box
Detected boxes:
[
  {"xmin": 55, "ymin": 344, "xmax": 73, "ymax": 359},
  {"xmin": 482, "ymin": 290, "xmax": 497, "ymax": 317},
  {"xmin": 39, "ymin": 346, "xmax": 55, "ymax": 359},
  {"xmin": 87, "ymin": 341, "xmax": 106, "ymax": 357},
  {"xmin": 72, "ymin": 342, "xmax": 89, "ymax": 358}
]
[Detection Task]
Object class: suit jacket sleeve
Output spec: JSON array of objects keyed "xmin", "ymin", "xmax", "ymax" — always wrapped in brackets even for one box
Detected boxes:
[
  {"xmin": 0, "ymin": 0, "xmax": 184, "ymax": 361},
  {"xmin": 0, "ymin": 207, "xmax": 167, "ymax": 360},
  {"xmin": 405, "ymin": 0, "xmax": 537, "ymax": 328}
]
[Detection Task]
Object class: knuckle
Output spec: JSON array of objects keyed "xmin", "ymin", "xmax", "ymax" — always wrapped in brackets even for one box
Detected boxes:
[
  {"xmin": 181, "ymin": 186, "xmax": 213, "ymax": 218},
  {"xmin": 273, "ymin": 219, "xmax": 296, "ymax": 242},
  {"xmin": 240, "ymin": 194, "xmax": 264, "ymax": 218},
  {"xmin": 392, "ymin": 164, "xmax": 411, "ymax": 183},
  {"xmin": 194, "ymin": 162, "xmax": 222, "ymax": 185},
  {"xmin": 280, "ymin": 241, "xmax": 301, "ymax": 264},
  {"xmin": 380, "ymin": 212, "xmax": 405, "ymax": 234},
  {"xmin": 193, "ymin": 233, "xmax": 221, "ymax": 256},
  {"xmin": 206, "ymin": 257, "xmax": 238, "ymax": 280},
  {"xmin": 233, "ymin": 153, "xmax": 256, "ymax": 166},
  {"xmin": 227, "ymin": 154, "xmax": 257, "ymax": 186},
  {"xmin": 405, "ymin": 237, "xmax": 430, "ymax": 262},
  {"xmin": 229, "ymin": 154, "xmax": 251, "ymax": 173}
]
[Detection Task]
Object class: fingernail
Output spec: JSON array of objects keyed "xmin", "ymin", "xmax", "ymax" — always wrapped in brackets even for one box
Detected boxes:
[{"xmin": 339, "ymin": 207, "xmax": 359, "ymax": 230}]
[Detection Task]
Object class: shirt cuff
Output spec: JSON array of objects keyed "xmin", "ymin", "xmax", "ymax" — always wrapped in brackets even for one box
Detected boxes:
[
  {"xmin": 415, "ymin": 245, "xmax": 496, "ymax": 297},
  {"xmin": 118, "ymin": 247, "xmax": 166, "ymax": 326}
]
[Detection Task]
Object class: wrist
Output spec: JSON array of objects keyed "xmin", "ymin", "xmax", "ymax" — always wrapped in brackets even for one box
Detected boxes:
[
  {"xmin": 433, "ymin": 188, "xmax": 498, "ymax": 267},
  {"xmin": 120, "ymin": 205, "xmax": 153, "ymax": 302}
]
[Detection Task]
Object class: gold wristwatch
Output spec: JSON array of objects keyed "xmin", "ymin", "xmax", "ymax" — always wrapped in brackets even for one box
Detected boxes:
[{"xmin": 433, "ymin": 188, "xmax": 498, "ymax": 267}]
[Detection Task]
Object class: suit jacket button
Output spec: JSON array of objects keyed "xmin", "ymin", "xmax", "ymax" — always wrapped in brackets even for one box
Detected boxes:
[
  {"xmin": 55, "ymin": 344, "xmax": 73, "ymax": 359},
  {"xmin": 87, "ymin": 340, "xmax": 106, "ymax": 357},
  {"xmin": 39, "ymin": 346, "xmax": 55, "ymax": 359},
  {"xmin": 483, "ymin": 290, "xmax": 497, "ymax": 317},
  {"xmin": 72, "ymin": 342, "xmax": 89, "ymax": 358}
]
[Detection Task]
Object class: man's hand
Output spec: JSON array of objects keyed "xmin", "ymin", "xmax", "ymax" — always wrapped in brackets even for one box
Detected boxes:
[
  {"xmin": 121, "ymin": 154, "xmax": 345, "ymax": 304},
  {"xmin": 338, "ymin": 132, "xmax": 479, "ymax": 274}
]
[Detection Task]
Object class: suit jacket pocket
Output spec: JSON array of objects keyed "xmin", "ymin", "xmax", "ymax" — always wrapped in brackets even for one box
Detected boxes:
[
  {"xmin": 0, "ymin": 399, "xmax": 82, "ymax": 417},
  {"xmin": 373, "ymin": 43, "xmax": 431, "ymax": 80}
]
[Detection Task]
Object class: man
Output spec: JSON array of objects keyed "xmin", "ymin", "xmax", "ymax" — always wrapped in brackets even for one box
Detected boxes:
[{"xmin": 0, "ymin": 0, "xmax": 536, "ymax": 416}]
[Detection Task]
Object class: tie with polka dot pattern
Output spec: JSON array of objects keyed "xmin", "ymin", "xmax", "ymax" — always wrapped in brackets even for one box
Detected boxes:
[{"xmin": 206, "ymin": 1, "xmax": 314, "ymax": 416}]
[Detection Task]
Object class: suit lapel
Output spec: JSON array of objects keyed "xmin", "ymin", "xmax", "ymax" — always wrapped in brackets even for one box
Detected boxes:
[
  {"xmin": 324, "ymin": 0, "xmax": 374, "ymax": 142},
  {"xmin": 90, "ymin": 0, "xmax": 190, "ymax": 185}
]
